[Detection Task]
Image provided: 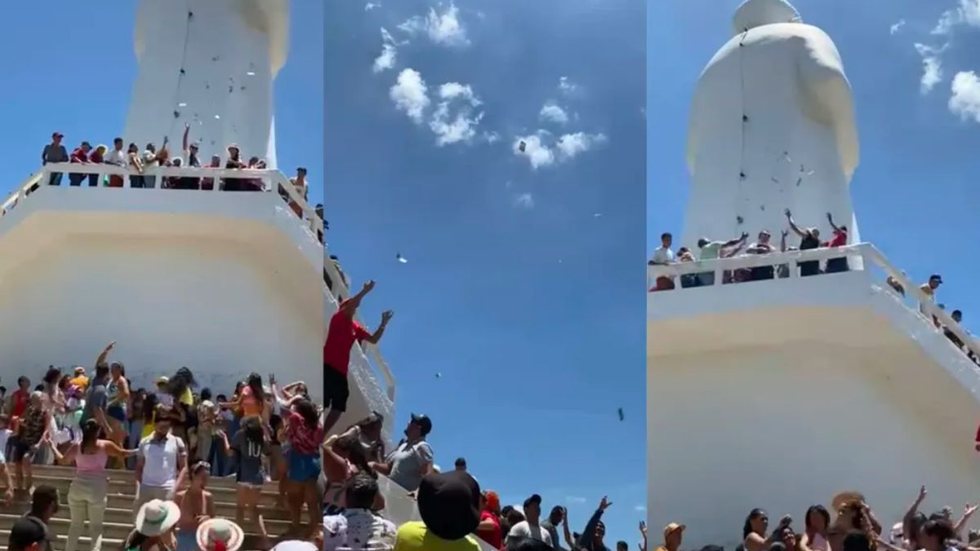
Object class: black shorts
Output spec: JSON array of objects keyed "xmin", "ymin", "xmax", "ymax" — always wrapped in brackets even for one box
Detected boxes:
[
  {"xmin": 323, "ymin": 365, "xmax": 349, "ymax": 412},
  {"xmin": 10, "ymin": 437, "xmax": 35, "ymax": 463}
]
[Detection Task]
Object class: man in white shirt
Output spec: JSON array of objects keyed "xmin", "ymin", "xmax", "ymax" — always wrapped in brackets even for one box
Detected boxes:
[
  {"xmin": 134, "ymin": 407, "xmax": 187, "ymax": 514},
  {"xmin": 506, "ymin": 494, "xmax": 553, "ymax": 547},
  {"xmin": 649, "ymin": 232, "xmax": 676, "ymax": 291}
]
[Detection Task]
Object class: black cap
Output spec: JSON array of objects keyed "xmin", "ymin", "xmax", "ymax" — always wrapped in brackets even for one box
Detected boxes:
[
  {"xmin": 523, "ymin": 494, "xmax": 543, "ymax": 509},
  {"xmin": 8, "ymin": 517, "xmax": 47, "ymax": 551},
  {"xmin": 411, "ymin": 413, "xmax": 432, "ymax": 436},
  {"xmin": 930, "ymin": 274, "xmax": 943, "ymax": 283},
  {"xmin": 417, "ymin": 471, "xmax": 481, "ymax": 540}
]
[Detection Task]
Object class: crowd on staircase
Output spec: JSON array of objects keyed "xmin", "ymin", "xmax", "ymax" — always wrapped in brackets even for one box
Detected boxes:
[
  {"xmin": 653, "ymin": 487, "xmax": 980, "ymax": 551},
  {"xmin": 0, "ymin": 278, "xmax": 636, "ymax": 551}
]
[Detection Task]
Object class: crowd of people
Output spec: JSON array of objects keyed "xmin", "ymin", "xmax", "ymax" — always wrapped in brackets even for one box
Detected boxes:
[
  {"xmin": 0, "ymin": 277, "xmax": 634, "ymax": 551},
  {"xmin": 648, "ymin": 210, "xmax": 978, "ymax": 363},
  {"xmin": 652, "ymin": 487, "xmax": 980, "ymax": 551},
  {"xmin": 35, "ymin": 129, "xmax": 324, "ymax": 229}
]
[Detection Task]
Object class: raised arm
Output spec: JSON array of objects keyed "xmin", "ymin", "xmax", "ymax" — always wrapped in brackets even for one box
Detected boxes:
[
  {"xmin": 954, "ymin": 504, "xmax": 978, "ymax": 538},
  {"xmin": 341, "ymin": 280, "xmax": 376, "ymax": 314},
  {"xmin": 826, "ymin": 213, "xmax": 843, "ymax": 234},
  {"xmin": 784, "ymin": 209, "xmax": 806, "ymax": 238},
  {"xmin": 364, "ymin": 311, "xmax": 393, "ymax": 345},
  {"xmin": 95, "ymin": 341, "xmax": 115, "ymax": 368},
  {"xmin": 724, "ymin": 232, "xmax": 750, "ymax": 248},
  {"xmin": 182, "ymin": 123, "xmax": 190, "ymax": 153},
  {"xmin": 903, "ymin": 485, "xmax": 928, "ymax": 541}
]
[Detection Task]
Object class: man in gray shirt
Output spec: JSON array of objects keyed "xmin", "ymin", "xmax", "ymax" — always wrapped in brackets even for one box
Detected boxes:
[
  {"xmin": 372, "ymin": 413, "xmax": 433, "ymax": 492},
  {"xmin": 41, "ymin": 132, "xmax": 69, "ymax": 186}
]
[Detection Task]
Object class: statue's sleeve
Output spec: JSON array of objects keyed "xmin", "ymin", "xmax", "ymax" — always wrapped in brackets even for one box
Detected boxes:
[{"xmin": 797, "ymin": 29, "xmax": 860, "ymax": 180}]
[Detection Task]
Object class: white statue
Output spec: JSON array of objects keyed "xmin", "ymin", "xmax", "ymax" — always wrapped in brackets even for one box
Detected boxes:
[
  {"xmin": 125, "ymin": 0, "xmax": 289, "ymax": 167},
  {"xmin": 683, "ymin": 0, "xmax": 860, "ymax": 249}
]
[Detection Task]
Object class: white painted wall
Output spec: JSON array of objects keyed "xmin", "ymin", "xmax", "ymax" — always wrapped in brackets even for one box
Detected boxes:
[
  {"xmin": 127, "ymin": 0, "xmax": 288, "ymax": 166},
  {"xmin": 0, "ymin": 233, "xmax": 319, "ymax": 392},
  {"xmin": 648, "ymin": 340, "xmax": 980, "ymax": 549},
  {"xmin": 684, "ymin": 0, "xmax": 859, "ymax": 249}
]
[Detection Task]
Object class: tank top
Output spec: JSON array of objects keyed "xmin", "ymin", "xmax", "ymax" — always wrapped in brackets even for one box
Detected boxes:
[
  {"xmin": 241, "ymin": 387, "xmax": 263, "ymax": 418},
  {"xmin": 808, "ymin": 533, "xmax": 830, "ymax": 551},
  {"xmin": 76, "ymin": 447, "xmax": 108, "ymax": 477},
  {"xmin": 107, "ymin": 379, "xmax": 125, "ymax": 412}
]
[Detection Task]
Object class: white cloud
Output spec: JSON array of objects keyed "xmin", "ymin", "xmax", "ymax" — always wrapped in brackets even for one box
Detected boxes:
[
  {"xmin": 556, "ymin": 132, "xmax": 608, "ymax": 160},
  {"xmin": 428, "ymin": 82, "xmax": 484, "ymax": 146},
  {"xmin": 398, "ymin": 2, "xmax": 469, "ymax": 47},
  {"xmin": 932, "ymin": 0, "xmax": 980, "ymax": 34},
  {"xmin": 565, "ymin": 496, "xmax": 587, "ymax": 505},
  {"xmin": 365, "ymin": 2, "xmax": 381, "ymax": 11},
  {"xmin": 539, "ymin": 103, "xmax": 569, "ymax": 125},
  {"xmin": 483, "ymin": 131, "xmax": 500, "ymax": 144},
  {"xmin": 513, "ymin": 193, "xmax": 534, "ymax": 209},
  {"xmin": 373, "ymin": 28, "xmax": 398, "ymax": 73},
  {"xmin": 390, "ymin": 69, "xmax": 430, "ymax": 123},
  {"xmin": 890, "ymin": 19, "xmax": 906, "ymax": 35},
  {"xmin": 558, "ymin": 76, "xmax": 579, "ymax": 96},
  {"xmin": 914, "ymin": 43, "xmax": 946, "ymax": 94},
  {"xmin": 635, "ymin": 505, "xmax": 647, "ymax": 513},
  {"xmin": 514, "ymin": 130, "xmax": 607, "ymax": 169},
  {"xmin": 949, "ymin": 71, "xmax": 980, "ymax": 122}
]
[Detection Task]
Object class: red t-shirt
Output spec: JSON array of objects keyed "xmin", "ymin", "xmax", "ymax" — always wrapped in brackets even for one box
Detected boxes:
[
  {"xmin": 476, "ymin": 510, "xmax": 502, "ymax": 549},
  {"xmin": 10, "ymin": 390, "xmax": 28, "ymax": 418},
  {"xmin": 323, "ymin": 306, "xmax": 370, "ymax": 376},
  {"xmin": 829, "ymin": 229, "xmax": 847, "ymax": 248}
]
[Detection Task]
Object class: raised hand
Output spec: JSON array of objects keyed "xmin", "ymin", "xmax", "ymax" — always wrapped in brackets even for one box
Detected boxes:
[
  {"xmin": 964, "ymin": 504, "xmax": 977, "ymax": 518},
  {"xmin": 784, "ymin": 208, "xmax": 792, "ymax": 218},
  {"xmin": 918, "ymin": 485, "xmax": 927, "ymax": 503},
  {"xmin": 599, "ymin": 496, "xmax": 613, "ymax": 511},
  {"xmin": 639, "ymin": 520, "xmax": 647, "ymax": 536},
  {"xmin": 779, "ymin": 514, "xmax": 793, "ymax": 527},
  {"xmin": 381, "ymin": 310, "xmax": 394, "ymax": 324},
  {"xmin": 362, "ymin": 280, "xmax": 376, "ymax": 293}
]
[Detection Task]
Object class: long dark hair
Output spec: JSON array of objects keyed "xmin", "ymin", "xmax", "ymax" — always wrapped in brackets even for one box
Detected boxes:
[
  {"xmin": 242, "ymin": 417, "xmax": 264, "ymax": 447},
  {"xmin": 142, "ymin": 393, "xmax": 159, "ymax": 422},
  {"xmin": 294, "ymin": 399, "xmax": 319, "ymax": 429},
  {"xmin": 168, "ymin": 367, "xmax": 196, "ymax": 397},
  {"xmin": 806, "ymin": 505, "xmax": 831, "ymax": 532},
  {"xmin": 246, "ymin": 373, "xmax": 265, "ymax": 403},
  {"xmin": 80, "ymin": 419, "xmax": 100, "ymax": 453},
  {"xmin": 335, "ymin": 433, "xmax": 375, "ymax": 478},
  {"xmin": 744, "ymin": 509, "xmax": 768, "ymax": 539},
  {"xmin": 43, "ymin": 367, "xmax": 61, "ymax": 386}
]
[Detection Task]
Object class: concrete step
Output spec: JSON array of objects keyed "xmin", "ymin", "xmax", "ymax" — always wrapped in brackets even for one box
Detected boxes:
[
  {"xmin": 0, "ymin": 501, "xmax": 293, "ymax": 524},
  {"xmin": 0, "ymin": 529, "xmax": 278, "ymax": 551},
  {"xmin": 18, "ymin": 476, "xmax": 283, "ymax": 506},
  {"xmin": 28, "ymin": 465, "xmax": 255, "ymax": 490}
]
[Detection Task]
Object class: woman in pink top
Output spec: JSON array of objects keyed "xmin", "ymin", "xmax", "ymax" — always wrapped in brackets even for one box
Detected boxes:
[
  {"xmin": 799, "ymin": 505, "xmax": 831, "ymax": 551},
  {"xmin": 50, "ymin": 419, "xmax": 138, "ymax": 551}
]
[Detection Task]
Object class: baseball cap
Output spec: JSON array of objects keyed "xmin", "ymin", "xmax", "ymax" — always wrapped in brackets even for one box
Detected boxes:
[
  {"xmin": 664, "ymin": 523, "xmax": 686, "ymax": 540},
  {"xmin": 410, "ymin": 413, "xmax": 432, "ymax": 436},
  {"xmin": 523, "ymin": 494, "xmax": 543, "ymax": 509},
  {"xmin": 8, "ymin": 516, "xmax": 48, "ymax": 551},
  {"xmin": 930, "ymin": 274, "xmax": 943, "ymax": 283},
  {"xmin": 51, "ymin": 132, "xmax": 63, "ymax": 139},
  {"xmin": 155, "ymin": 376, "xmax": 169, "ymax": 385}
]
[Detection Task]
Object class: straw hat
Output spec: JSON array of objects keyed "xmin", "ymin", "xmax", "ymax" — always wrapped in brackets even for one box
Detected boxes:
[
  {"xmin": 134, "ymin": 499, "xmax": 181, "ymax": 537},
  {"xmin": 197, "ymin": 518, "xmax": 244, "ymax": 551}
]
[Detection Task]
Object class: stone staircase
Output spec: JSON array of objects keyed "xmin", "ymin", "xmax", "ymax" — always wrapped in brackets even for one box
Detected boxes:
[{"xmin": 0, "ymin": 465, "xmax": 291, "ymax": 551}]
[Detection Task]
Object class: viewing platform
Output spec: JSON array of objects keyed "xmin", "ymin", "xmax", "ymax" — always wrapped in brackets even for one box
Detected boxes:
[{"xmin": 0, "ymin": 163, "xmax": 393, "ymax": 433}]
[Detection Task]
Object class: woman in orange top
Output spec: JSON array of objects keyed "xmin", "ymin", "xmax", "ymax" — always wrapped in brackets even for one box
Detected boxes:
[{"xmin": 221, "ymin": 373, "xmax": 268, "ymax": 427}]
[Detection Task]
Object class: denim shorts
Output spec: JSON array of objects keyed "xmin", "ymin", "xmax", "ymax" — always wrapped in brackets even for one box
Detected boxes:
[{"xmin": 286, "ymin": 451, "xmax": 320, "ymax": 482}]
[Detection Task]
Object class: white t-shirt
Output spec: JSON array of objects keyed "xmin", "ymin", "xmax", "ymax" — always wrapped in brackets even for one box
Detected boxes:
[
  {"xmin": 651, "ymin": 246, "xmax": 675, "ymax": 265},
  {"xmin": 0, "ymin": 428, "xmax": 12, "ymax": 456},
  {"xmin": 104, "ymin": 148, "xmax": 127, "ymax": 167},
  {"xmin": 700, "ymin": 241, "xmax": 724, "ymax": 260},
  {"xmin": 507, "ymin": 521, "xmax": 553, "ymax": 546},
  {"xmin": 138, "ymin": 434, "xmax": 186, "ymax": 489}
]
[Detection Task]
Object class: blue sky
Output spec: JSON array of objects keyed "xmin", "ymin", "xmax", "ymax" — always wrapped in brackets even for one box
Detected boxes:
[
  {"xmin": 0, "ymin": 2, "xmax": 324, "ymax": 208},
  {"xmin": 648, "ymin": 0, "xmax": 980, "ymax": 335},
  {"xmin": 326, "ymin": 0, "xmax": 646, "ymax": 543}
]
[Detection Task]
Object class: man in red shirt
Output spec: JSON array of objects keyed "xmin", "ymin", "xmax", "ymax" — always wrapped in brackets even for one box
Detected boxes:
[
  {"xmin": 825, "ymin": 212, "xmax": 849, "ymax": 273},
  {"xmin": 323, "ymin": 280, "xmax": 393, "ymax": 434}
]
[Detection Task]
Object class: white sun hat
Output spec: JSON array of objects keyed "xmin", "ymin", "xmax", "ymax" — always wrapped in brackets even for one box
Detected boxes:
[
  {"xmin": 196, "ymin": 518, "xmax": 244, "ymax": 551},
  {"xmin": 134, "ymin": 499, "xmax": 181, "ymax": 537}
]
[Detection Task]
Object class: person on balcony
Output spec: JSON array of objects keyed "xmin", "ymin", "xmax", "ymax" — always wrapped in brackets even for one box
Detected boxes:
[
  {"xmin": 784, "ymin": 209, "xmax": 822, "ymax": 277},
  {"xmin": 649, "ymin": 232, "xmax": 676, "ymax": 291},
  {"xmin": 68, "ymin": 142, "xmax": 91, "ymax": 187},
  {"xmin": 286, "ymin": 167, "xmax": 308, "ymax": 218},
  {"xmin": 918, "ymin": 274, "xmax": 943, "ymax": 322},
  {"xmin": 322, "ymin": 279, "xmax": 393, "ymax": 435},
  {"xmin": 696, "ymin": 232, "xmax": 748, "ymax": 285},
  {"xmin": 222, "ymin": 145, "xmax": 248, "ymax": 191},
  {"xmin": 88, "ymin": 144, "xmax": 107, "ymax": 187},
  {"xmin": 41, "ymin": 132, "xmax": 69, "ymax": 186},
  {"xmin": 744, "ymin": 231, "xmax": 776, "ymax": 282},
  {"xmin": 104, "ymin": 138, "xmax": 127, "ymax": 188},
  {"xmin": 824, "ymin": 213, "xmax": 850, "ymax": 274}
]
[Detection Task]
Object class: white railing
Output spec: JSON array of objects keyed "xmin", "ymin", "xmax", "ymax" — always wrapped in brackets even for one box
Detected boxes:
[
  {"xmin": 648, "ymin": 243, "xmax": 979, "ymax": 360},
  {"xmin": 2, "ymin": 160, "xmax": 398, "ymax": 409}
]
